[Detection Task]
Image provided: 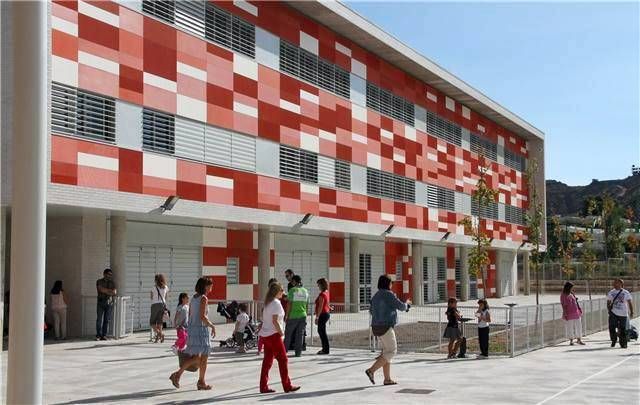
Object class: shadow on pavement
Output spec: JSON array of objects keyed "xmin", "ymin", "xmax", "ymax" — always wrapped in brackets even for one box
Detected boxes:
[
  {"xmin": 102, "ymin": 354, "xmax": 175, "ymax": 362},
  {"xmin": 51, "ymin": 389, "xmax": 176, "ymax": 404}
]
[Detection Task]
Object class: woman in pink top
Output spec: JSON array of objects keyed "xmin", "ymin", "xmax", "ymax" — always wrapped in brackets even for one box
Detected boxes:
[{"xmin": 560, "ymin": 282, "xmax": 585, "ymax": 345}]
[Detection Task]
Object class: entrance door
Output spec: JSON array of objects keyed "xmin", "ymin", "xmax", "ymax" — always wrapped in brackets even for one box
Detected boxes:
[
  {"xmin": 274, "ymin": 250, "xmax": 328, "ymax": 298},
  {"xmin": 423, "ymin": 257, "xmax": 447, "ymax": 303}
]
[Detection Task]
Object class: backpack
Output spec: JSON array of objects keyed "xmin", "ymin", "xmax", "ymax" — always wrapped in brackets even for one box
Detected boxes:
[
  {"xmin": 628, "ymin": 324, "xmax": 639, "ymax": 341},
  {"xmin": 457, "ymin": 337, "xmax": 467, "ymax": 358}
]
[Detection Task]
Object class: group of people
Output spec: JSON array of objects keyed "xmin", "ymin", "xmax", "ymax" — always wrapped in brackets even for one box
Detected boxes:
[{"xmin": 560, "ymin": 278, "xmax": 634, "ymax": 348}]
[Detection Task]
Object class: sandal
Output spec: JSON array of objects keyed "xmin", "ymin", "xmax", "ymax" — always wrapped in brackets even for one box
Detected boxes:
[
  {"xmin": 169, "ymin": 372, "xmax": 180, "ymax": 389},
  {"xmin": 197, "ymin": 381, "xmax": 212, "ymax": 391},
  {"xmin": 160, "ymin": 333, "xmax": 165, "ymax": 343},
  {"xmin": 365, "ymin": 369, "xmax": 375, "ymax": 385},
  {"xmin": 383, "ymin": 380, "xmax": 397, "ymax": 385}
]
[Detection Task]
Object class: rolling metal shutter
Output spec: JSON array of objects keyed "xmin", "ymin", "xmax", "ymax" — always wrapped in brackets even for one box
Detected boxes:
[
  {"xmin": 168, "ymin": 247, "xmax": 201, "ymax": 311},
  {"xmin": 205, "ymin": 126, "xmax": 232, "ymax": 167}
]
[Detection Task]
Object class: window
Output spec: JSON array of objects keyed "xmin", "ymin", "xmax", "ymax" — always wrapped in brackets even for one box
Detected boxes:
[
  {"xmin": 455, "ymin": 259, "xmax": 461, "ymax": 299},
  {"xmin": 51, "ymin": 82, "xmax": 116, "ymax": 143},
  {"xmin": 437, "ymin": 187, "xmax": 455, "ymax": 212},
  {"xmin": 205, "ymin": 3, "xmax": 255, "ymax": 58},
  {"xmin": 366, "ymin": 82, "xmax": 414, "ymax": 126},
  {"xmin": 359, "ymin": 253, "xmax": 372, "ymax": 306},
  {"xmin": 142, "ymin": 0, "xmax": 175, "ymax": 24},
  {"xmin": 279, "ymin": 40, "xmax": 351, "ymax": 100},
  {"xmin": 279, "ymin": 145, "xmax": 318, "ymax": 184},
  {"xmin": 334, "ymin": 160, "xmax": 351, "ymax": 190},
  {"xmin": 505, "ymin": 149, "xmax": 526, "ymax": 172},
  {"xmin": 470, "ymin": 133, "xmax": 498, "ymax": 161},
  {"xmin": 423, "ymin": 256, "xmax": 430, "ymax": 302},
  {"xmin": 143, "ymin": 108, "xmax": 175, "ymax": 154},
  {"xmin": 226, "ymin": 257, "xmax": 239, "ymax": 284},
  {"xmin": 425, "ymin": 110, "xmax": 461, "ymax": 146},
  {"xmin": 366, "ymin": 168, "xmax": 415, "ymax": 203},
  {"xmin": 437, "ymin": 257, "xmax": 447, "ymax": 301}
]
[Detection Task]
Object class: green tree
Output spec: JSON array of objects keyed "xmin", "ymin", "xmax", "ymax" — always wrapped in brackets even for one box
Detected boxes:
[
  {"xmin": 523, "ymin": 158, "xmax": 545, "ymax": 305},
  {"xmin": 459, "ymin": 157, "xmax": 498, "ymax": 299},
  {"xmin": 581, "ymin": 231, "xmax": 597, "ymax": 300},
  {"xmin": 551, "ymin": 216, "xmax": 576, "ymax": 278},
  {"xmin": 602, "ymin": 196, "xmax": 625, "ymax": 259}
]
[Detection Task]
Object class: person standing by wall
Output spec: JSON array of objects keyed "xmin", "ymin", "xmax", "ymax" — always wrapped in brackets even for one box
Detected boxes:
[
  {"xmin": 560, "ymin": 282, "xmax": 584, "ymax": 346},
  {"xmin": 314, "ymin": 278, "xmax": 331, "ymax": 355},
  {"xmin": 475, "ymin": 298, "xmax": 491, "ymax": 358},
  {"xmin": 259, "ymin": 282, "xmax": 300, "ymax": 394},
  {"xmin": 49, "ymin": 280, "xmax": 68, "ymax": 340},
  {"xmin": 169, "ymin": 277, "xmax": 216, "ymax": 390},
  {"xmin": 608, "ymin": 278, "xmax": 634, "ymax": 348},
  {"xmin": 284, "ymin": 275, "xmax": 309, "ymax": 357},
  {"xmin": 365, "ymin": 274, "xmax": 410, "ymax": 386},
  {"xmin": 96, "ymin": 268, "xmax": 117, "ymax": 341},
  {"xmin": 150, "ymin": 274, "xmax": 169, "ymax": 343}
]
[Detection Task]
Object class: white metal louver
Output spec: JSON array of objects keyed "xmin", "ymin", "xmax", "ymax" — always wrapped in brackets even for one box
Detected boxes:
[
  {"xmin": 358, "ymin": 253, "xmax": 372, "ymax": 306},
  {"xmin": 205, "ymin": 125, "xmax": 232, "ymax": 167},
  {"xmin": 436, "ymin": 257, "xmax": 447, "ymax": 301},
  {"xmin": 334, "ymin": 160, "xmax": 351, "ymax": 190},
  {"xmin": 279, "ymin": 145, "xmax": 301, "ymax": 180},
  {"xmin": 470, "ymin": 133, "xmax": 498, "ymax": 161},
  {"xmin": 317, "ymin": 155, "xmax": 335, "ymax": 188},
  {"xmin": 142, "ymin": 0, "xmax": 175, "ymax": 24},
  {"xmin": 175, "ymin": 116, "xmax": 205, "ymax": 161},
  {"xmin": 175, "ymin": 0, "xmax": 205, "ymax": 37},
  {"xmin": 142, "ymin": 108, "xmax": 175, "ymax": 154},
  {"xmin": 231, "ymin": 133, "xmax": 256, "ymax": 172},
  {"xmin": 226, "ymin": 257, "xmax": 239, "ymax": 284}
]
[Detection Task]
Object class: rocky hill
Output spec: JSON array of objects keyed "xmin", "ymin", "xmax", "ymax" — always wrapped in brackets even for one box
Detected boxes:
[{"xmin": 546, "ymin": 175, "xmax": 640, "ymax": 216}]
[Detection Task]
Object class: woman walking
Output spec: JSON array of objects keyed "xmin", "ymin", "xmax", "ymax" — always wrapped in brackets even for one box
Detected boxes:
[
  {"xmin": 259, "ymin": 282, "xmax": 300, "ymax": 394},
  {"xmin": 169, "ymin": 277, "xmax": 216, "ymax": 390},
  {"xmin": 314, "ymin": 278, "xmax": 331, "ymax": 355},
  {"xmin": 50, "ymin": 280, "xmax": 68, "ymax": 340},
  {"xmin": 561, "ymin": 281, "xmax": 585, "ymax": 345},
  {"xmin": 150, "ymin": 274, "xmax": 169, "ymax": 343},
  {"xmin": 365, "ymin": 274, "xmax": 410, "ymax": 386}
]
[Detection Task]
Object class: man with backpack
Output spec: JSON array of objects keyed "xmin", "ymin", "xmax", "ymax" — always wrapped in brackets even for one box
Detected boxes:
[{"xmin": 607, "ymin": 278, "xmax": 634, "ymax": 348}]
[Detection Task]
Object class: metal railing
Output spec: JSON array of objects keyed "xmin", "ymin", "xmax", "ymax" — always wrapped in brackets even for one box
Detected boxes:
[{"xmin": 81, "ymin": 295, "xmax": 134, "ymax": 339}]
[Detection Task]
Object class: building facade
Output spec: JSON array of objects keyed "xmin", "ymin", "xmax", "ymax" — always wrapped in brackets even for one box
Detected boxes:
[{"xmin": 1, "ymin": 0, "xmax": 545, "ymax": 335}]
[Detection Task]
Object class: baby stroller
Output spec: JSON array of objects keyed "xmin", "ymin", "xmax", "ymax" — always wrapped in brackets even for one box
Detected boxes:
[
  {"xmin": 220, "ymin": 320, "xmax": 258, "ymax": 350},
  {"xmin": 217, "ymin": 301, "xmax": 239, "ymax": 322}
]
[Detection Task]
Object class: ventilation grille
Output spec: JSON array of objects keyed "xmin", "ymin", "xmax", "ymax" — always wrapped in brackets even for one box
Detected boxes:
[
  {"xmin": 471, "ymin": 200, "xmax": 499, "ymax": 220},
  {"xmin": 203, "ymin": 3, "xmax": 255, "ymax": 58},
  {"xmin": 143, "ymin": 108, "xmax": 175, "ymax": 154},
  {"xmin": 280, "ymin": 145, "xmax": 318, "ymax": 184},
  {"xmin": 226, "ymin": 257, "xmax": 239, "ymax": 284},
  {"xmin": 505, "ymin": 205, "xmax": 525, "ymax": 225},
  {"xmin": 425, "ymin": 110, "xmax": 461, "ymax": 146},
  {"xmin": 470, "ymin": 133, "xmax": 498, "ymax": 161},
  {"xmin": 505, "ymin": 149, "xmax": 526, "ymax": 172},
  {"xmin": 51, "ymin": 82, "xmax": 116, "ymax": 143},
  {"xmin": 142, "ymin": 0, "xmax": 175, "ymax": 24},
  {"xmin": 279, "ymin": 40, "xmax": 351, "ymax": 99},
  {"xmin": 366, "ymin": 82, "xmax": 414, "ymax": 125},
  {"xmin": 175, "ymin": 0, "xmax": 205, "ymax": 37},
  {"xmin": 334, "ymin": 160, "xmax": 351, "ymax": 190},
  {"xmin": 366, "ymin": 168, "xmax": 415, "ymax": 203}
]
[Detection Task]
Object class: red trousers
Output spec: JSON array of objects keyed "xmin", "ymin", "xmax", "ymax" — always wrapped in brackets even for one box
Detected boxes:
[{"xmin": 260, "ymin": 333, "xmax": 292, "ymax": 392}]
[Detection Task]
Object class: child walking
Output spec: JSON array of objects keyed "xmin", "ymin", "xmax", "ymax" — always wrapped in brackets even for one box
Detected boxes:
[
  {"xmin": 172, "ymin": 293, "xmax": 189, "ymax": 354},
  {"xmin": 475, "ymin": 298, "xmax": 491, "ymax": 359},
  {"xmin": 234, "ymin": 303, "xmax": 250, "ymax": 353},
  {"xmin": 444, "ymin": 297, "xmax": 463, "ymax": 359}
]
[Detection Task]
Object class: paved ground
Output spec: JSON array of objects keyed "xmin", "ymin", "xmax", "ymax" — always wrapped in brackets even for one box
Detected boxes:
[{"xmin": 1, "ymin": 317, "xmax": 638, "ymax": 404}]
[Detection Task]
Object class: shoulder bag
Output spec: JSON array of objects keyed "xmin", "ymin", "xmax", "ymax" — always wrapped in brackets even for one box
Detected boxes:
[
  {"xmin": 156, "ymin": 286, "xmax": 171, "ymax": 324},
  {"xmin": 607, "ymin": 289, "xmax": 623, "ymax": 315}
]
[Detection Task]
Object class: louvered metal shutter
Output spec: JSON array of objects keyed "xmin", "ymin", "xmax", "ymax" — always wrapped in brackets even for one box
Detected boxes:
[
  {"xmin": 358, "ymin": 253, "xmax": 372, "ymax": 305},
  {"xmin": 76, "ymin": 90, "xmax": 116, "ymax": 143},
  {"xmin": 299, "ymin": 48, "xmax": 318, "ymax": 85},
  {"xmin": 505, "ymin": 149, "xmax": 525, "ymax": 172},
  {"xmin": 143, "ymin": 109, "xmax": 175, "ymax": 155},
  {"xmin": 395, "ymin": 259, "xmax": 402, "ymax": 282},
  {"xmin": 125, "ymin": 246, "xmax": 142, "ymax": 330},
  {"xmin": 142, "ymin": 0, "xmax": 175, "ymax": 24},
  {"xmin": 317, "ymin": 59, "xmax": 335, "ymax": 93},
  {"xmin": 423, "ymin": 256, "xmax": 430, "ymax": 302},
  {"xmin": 334, "ymin": 160, "xmax": 351, "ymax": 190},
  {"xmin": 175, "ymin": 117, "xmax": 205, "ymax": 161},
  {"xmin": 231, "ymin": 15, "xmax": 255, "ymax": 58},
  {"xmin": 370, "ymin": 255, "xmax": 385, "ymax": 297},
  {"xmin": 300, "ymin": 150, "xmax": 318, "ymax": 183},
  {"xmin": 426, "ymin": 110, "xmax": 462, "ymax": 146},
  {"xmin": 426, "ymin": 184, "xmax": 439, "ymax": 208},
  {"xmin": 436, "ymin": 257, "xmax": 447, "ymax": 301},
  {"xmin": 317, "ymin": 155, "xmax": 335, "ymax": 188},
  {"xmin": 280, "ymin": 145, "xmax": 300, "ymax": 180},
  {"xmin": 454, "ymin": 259, "xmax": 461, "ymax": 299},
  {"xmin": 205, "ymin": 125, "xmax": 232, "ymax": 167},
  {"xmin": 51, "ymin": 83, "xmax": 77, "ymax": 136},
  {"xmin": 175, "ymin": 0, "xmax": 205, "ymax": 37},
  {"xmin": 366, "ymin": 168, "xmax": 381, "ymax": 198},
  {"xmin": 334, "ymin": 66, "xmax": 351, "ymax": 99},
  {"xmin": 279, "ymin": 40, "xmax": 299, "ymax": 76},
  {"xmin": 168, "ymin": 247, "xmax": 201, "ymax": 311},
  {"xmin": 231, "ymin": 133, "xmax": 256, "ymax": 172},
  {"xmin": 470, "ymin": 133, "xmax": 497, "ymax": 161},
  {"xmin": 205, "ymin": 3, "xmax": 231, "ymax": 48},
  {"xmin": 437, "ymin": 187, "xmax": 455, "ymax": 212},
  {"xmin": 366, "ymin": 82, "xmax": 380, "ymax": 112}
]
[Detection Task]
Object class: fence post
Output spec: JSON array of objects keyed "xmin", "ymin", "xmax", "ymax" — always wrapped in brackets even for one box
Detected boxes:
[
  {"xmin": 438, "ymin": 307, "xmax": 443, "ymax": 352},
  {"xmin": 552, "ymin": 304, "xmax": 556, "ymax": 344},
  {"xmin": 540, "ymin": 304, "xmax": 544, "ymax": 349},
  {"xmin": 510, "ymin": 305, "xmax": 516, "ymax": 357},
  {"xmin": 310, "ymin": 312, "xmax": 314, "ymax": 346},
  {"xmin": 525, "ymin": 306, "xmax": 529, "ymax": 351}
]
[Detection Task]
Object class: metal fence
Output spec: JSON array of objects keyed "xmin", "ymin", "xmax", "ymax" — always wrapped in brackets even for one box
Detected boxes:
[{"xmin": 81, "ymin": 295, "xmax": 134, "ymax": 338}]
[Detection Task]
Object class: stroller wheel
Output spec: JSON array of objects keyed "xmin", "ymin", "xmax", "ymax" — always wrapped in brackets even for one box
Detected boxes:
[
  {"xmin": 225, "ymin": 337, "xmax": 236, "ymax": 348},
  {"xmin": 245, "ymin": 339, "xmax": 256, "ymax": 350}
]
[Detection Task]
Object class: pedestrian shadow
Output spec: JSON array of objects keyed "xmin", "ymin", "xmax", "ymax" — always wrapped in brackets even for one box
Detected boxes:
[
  {"xmin": 261, "ymin": 386, "xmax": 373, "ymax": 401},
  {"xmin": 102, "ymin": 354, "xmax": 175, "ymax": 362},
  {"xmin": 65, "ymin": 342, "xmax": 159, "ymax": 351},
  {"xmin": 51, "ymin": 389, "xmax": 175, "ymax": 404},
  {"xmin": 564, "ymin": 347, "xmax": 618, "ymax": 353}
]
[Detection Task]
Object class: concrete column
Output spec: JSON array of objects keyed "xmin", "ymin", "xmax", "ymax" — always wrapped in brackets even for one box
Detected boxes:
[
  {"xmin": 257, "ymin": 228, "xmax": 271, "ymax": 300},
  {"xmin": 496, "ymin": 250, "xmax": 517, "ymax": 298},
  {"xmin": 411, "ymin": 241, "xmax": 423, "ymax": 305},
  {"xmin": 110, "ymin": 216, "xmax": 127, "ymax": 296},
  {"xmin": 523, "ymin": 251, "xmax": 531, "ymax": 296},
  {"xmin": 348, "ymin": 235, "xmax": 359, "ymax": 313},
  {"xmin": 6, "ymin": 1, "xmax": 48, "ymax": 403},
  {"xmin": 460, "ymin": 246, "xmax": 470, "ymax": 302}
]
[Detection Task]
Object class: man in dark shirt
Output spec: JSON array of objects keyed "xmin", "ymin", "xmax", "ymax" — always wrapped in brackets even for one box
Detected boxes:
[
  {"xmin": 96, "ymin": 268, "xmax": 117, "ymax": 341},
  {"xmin": 284, "ymin": 269, "xmax": 295, "ymax": 292}
]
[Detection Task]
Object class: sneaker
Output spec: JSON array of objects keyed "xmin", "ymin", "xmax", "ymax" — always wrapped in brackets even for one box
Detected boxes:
[
  {"xmin": 611, "ymin": 342, "xmax": 616, "ymax": 347},
  {"xmin": 316, "ymin": 350, "xmax": 329, "ymax": 355},
  {"xmin": 100, "ymin": 336, "xmax": 107, "ymax": 341},
  {"xmin": 476, "ymin": 354, "xmax": 487, "ymax": 359},
  {"xmin": 95, "ymin": 336, "xmax": 101, "ymax": 341}
]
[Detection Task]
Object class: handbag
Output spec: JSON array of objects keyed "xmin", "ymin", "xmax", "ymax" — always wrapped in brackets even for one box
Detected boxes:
[{"xmin": 156, "ymin": 286, "xmax": 171, "ymax": 324}]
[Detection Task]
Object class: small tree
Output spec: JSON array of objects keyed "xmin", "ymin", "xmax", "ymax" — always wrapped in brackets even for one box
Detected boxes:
[
  {"xmin": 523, "ymin": 158, "xmax": 545, "ymax": 305},
  {"xmin": 552, "ymin": 216, "xmax": 576, "ymax": 278},
  {"xmin": 581, "ymin": 232, "xmax": 597, "ymax": 300},
  {"xmin": 459, "ymin": 157, "xmax": 498, "ymax": 299}
]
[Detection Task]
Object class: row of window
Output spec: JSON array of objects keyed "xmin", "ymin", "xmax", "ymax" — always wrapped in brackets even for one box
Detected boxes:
[
  {"xmin": 280, "ymin": 41, "xmax": 351, "ymax": 99},
  {"xmin": 142, "ymin": 0, "xmax": 255, "ymax": 58},
  {"xmin": 52, "ymin": 81, "xmax": 525, "ymax": 225},
  {"xmin": 139, "ymin": 1, "xmax": 526, "ymax": 173}
]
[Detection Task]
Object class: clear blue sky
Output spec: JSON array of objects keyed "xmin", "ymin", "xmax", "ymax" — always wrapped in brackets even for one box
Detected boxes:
[{"xmin": 346, "ymin": 1, "xmax": 639, "ymax": 186}]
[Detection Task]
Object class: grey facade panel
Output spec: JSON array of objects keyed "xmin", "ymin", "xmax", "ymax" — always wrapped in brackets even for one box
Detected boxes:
[
  {"xmin": 415, "ymin": 104, "xmax": 427, "ymax": 133},
  {"xmin": 461, "ymin": 128, "xmax": 471, "ymax": 150},
  {"xmin": 497, "ymin": 144, "xmax": 505, "ymax": 165},
  {"xmin": 498, "ymin": 203, "xmax": 506, "ymax": 222},
  {"xmin": 255, "ymin": 138, "xmax": 279, "ymax": 177},
  {"xmin": 115, "ymin": 100, "xmax": 142, "ymax": 150},
  {"xmin": 350, "ymin": 164, "xmax": 367, "ymax": 195},
  {"xmin": 255, "ymin": 27, "xmax": 279, "ymax": 71},
  {"xmin": 415, "ymin": 182, "xmax": 426, "ymax": 207},
  {"xmin": 349, "ymin": 73, "xmax": 366, "ymax": 107}
]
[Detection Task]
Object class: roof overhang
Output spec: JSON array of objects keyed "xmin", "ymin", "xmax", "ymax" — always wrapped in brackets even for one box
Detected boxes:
[{"xmin": 286, "ymin": 1, "xmax": 545, "ymax": 142}]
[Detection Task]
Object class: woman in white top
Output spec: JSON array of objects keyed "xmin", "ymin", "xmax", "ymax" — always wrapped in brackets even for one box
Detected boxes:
[
  {"xmin": 259, "ymin": 282, "xmax": 300, "ymax": 394},
  {"xmin": 150, "ymin": 274, "xmax": 169, "ymax": 343},
  {"xmin": 50, "ymin": 280, "xmax": 68, "ymax": 340}
]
